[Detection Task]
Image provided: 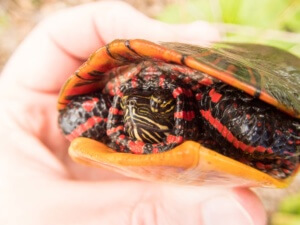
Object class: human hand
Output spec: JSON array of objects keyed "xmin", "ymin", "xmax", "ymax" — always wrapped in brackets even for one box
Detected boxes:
[{"xmin": 0, "ymin": 1, "xmax": 266, "ymax": 224}]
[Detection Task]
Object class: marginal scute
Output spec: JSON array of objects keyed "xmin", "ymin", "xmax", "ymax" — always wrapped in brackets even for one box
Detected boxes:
[{"xmin": 162, "ymin": 42, "xmax": 300, "ymax": 117}]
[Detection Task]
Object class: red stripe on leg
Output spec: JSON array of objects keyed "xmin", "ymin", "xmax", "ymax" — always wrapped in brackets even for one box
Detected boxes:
[
  {"xmin": 107, "ymin": 125, "xmax": 124, "ymax": 136},
  {"xmin": 66, "ymin": 116, "xmax": 105, "ymax": 141},
  {"xmin": 128, "ymin": 140, "xmax": 145, "ymax": 154},
  {"xmin": 200, "ymin": 110, "xmax": 272, "ymax": 154},
  {"xmin": 82, "ymin": 98, "xmax": 99, "ymax": 112}
]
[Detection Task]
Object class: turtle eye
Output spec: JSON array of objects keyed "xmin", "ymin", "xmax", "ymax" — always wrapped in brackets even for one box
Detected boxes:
[{"xmin": 150, "ymin": 90, "xmax": 175, "ymax": 114}]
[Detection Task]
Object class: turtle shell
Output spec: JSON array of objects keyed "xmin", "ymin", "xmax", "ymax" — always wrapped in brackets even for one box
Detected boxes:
[{"xmin": 58, "ymin": 39, "xmax": 300, "ymax": 187}]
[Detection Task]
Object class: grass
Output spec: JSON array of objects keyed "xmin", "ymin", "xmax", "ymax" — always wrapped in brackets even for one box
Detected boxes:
[{"xmin": 157, "ymin": 0, "xmax": 300, "ymax": 56}]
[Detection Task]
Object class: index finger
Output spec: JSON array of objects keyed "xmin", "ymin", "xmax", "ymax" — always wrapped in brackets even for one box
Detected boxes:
[{"xmin": 1, "ymin": 1, "xmax": 219, "ymax": 93}]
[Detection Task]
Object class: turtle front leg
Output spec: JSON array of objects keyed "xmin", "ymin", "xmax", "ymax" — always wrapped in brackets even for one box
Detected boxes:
[{"xmin": 58, "ymin": 93, "xmax": 112, "ymax": 142}]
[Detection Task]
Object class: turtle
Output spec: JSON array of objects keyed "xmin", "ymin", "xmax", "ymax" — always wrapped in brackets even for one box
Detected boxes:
[{"xmin": 57, "ymin": 39, "xmax": 300, "ymax": 187}]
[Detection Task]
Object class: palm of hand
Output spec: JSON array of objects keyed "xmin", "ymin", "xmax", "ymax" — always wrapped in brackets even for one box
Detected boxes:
[{"xmin": 0, "ymin": 2, "xmax": 265, "ymax": 225}]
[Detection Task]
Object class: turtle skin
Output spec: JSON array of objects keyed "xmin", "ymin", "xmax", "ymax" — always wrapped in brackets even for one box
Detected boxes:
[
  {"xmin": 57, "ymin": 39, "xmax": 300, "ymax": 181},
  {"xmin": 59, "ymin": 61, "xmax": 300, "ymax": 179}
]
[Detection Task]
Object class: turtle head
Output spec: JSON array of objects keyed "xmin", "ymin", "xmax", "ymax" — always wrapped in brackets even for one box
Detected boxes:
[{"xmin": 120, "ymin": 88, "xmax": 175, "ymax": 143}]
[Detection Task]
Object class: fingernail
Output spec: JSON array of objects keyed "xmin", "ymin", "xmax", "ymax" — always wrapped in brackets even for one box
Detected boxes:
[{"xmin": 202, "ymin": 195, "xmax": 254, "ymax": 225}]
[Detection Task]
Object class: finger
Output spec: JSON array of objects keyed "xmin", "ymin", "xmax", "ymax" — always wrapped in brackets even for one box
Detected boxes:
[
  {"xmin": 1, "ymin": 1, "xmax": 219, "ymax": 94},
  {"xmin": 164, "ymin": 186, "xmax": 266, "ymax": 225},
  {"xmin": 1, "ymin": 127, "xmax": 265, "ymax": 225},
  {"xmin": 48, "ymin": 1, "xmax": 220, "ymax": 57},
  {"xmin": 233, "ymin": 188, "xmax": 267, "ymax": 225},
  {"xmin": 4, "ymin": 177, "xmax": 265, "ymax": 225}
]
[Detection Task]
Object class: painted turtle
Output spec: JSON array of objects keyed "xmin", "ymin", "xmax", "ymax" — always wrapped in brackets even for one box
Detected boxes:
[{"xmin": 58, "ymin": 39, "xmax": 300, "ymax": 187}]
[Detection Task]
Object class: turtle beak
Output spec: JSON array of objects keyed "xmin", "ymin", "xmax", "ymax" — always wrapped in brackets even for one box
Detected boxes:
[{"xmin": 69, "ymin": 137, "xmax": 295, "ymax": 188}]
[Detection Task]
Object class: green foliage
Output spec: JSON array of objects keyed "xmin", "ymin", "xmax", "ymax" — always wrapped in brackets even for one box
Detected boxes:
[
  {"xmin": 157, "ymin": 0, "xmax": 300, "ymax": 56},
  {"xmin": 271, "ymin": 193, "xmax": 300, "ymax": 225},
  {"xmin": 271, "ymin": 213, "xmax": 300, "ymax": 225},
  {"xmin": 158, "ymin": 0, "xmax": 300, "ymax": 31},
  {"xmin": 279, "ymin": 193, "xmax": 300, "ymax": 214}
]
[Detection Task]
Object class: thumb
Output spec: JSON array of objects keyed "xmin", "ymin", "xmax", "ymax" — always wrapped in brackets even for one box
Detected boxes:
[
  {"xmin": 1, "ymin": 1, "xmax": 220, "ymax": 93},
  {"xmin": 47, "ymin": 1, "xmax": 220, "ymax": 58}
]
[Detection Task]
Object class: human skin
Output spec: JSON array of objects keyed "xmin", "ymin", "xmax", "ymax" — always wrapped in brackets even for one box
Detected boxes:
[{"xmin": 0, "ymin": 1, "xmax": 266, "ymax": 225}]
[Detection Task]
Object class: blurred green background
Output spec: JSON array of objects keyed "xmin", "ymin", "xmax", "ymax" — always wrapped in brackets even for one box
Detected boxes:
[
  {"xmin": 0, "ymin": 0, "xmax": 299, "ymax": 224},
  {"xmin": 158, "ymin": 0, "xmax": 300, "ymax": 57}
]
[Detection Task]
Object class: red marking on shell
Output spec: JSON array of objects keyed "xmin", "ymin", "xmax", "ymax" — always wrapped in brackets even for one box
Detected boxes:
[
  {"xmin": 247, "ymin": 68, "xmax": 256, "ymax": 84},
  {"xmin": 107, "ymin": 125, "xmax": 124, "ymax": 136},
  {"xmin": 195, "ymin": 93, "xmax": 202, "ymax": 100},
  {"xmin": 200, "ymin": 110, "xmax": 273, "ymax": 154},
  {"xmin": 82, "ymin": 98, "xmax": 99, "ymax": 112},
  {"xmin": 128, "ymin": 140, "xmax": 145, "ymax": 154},
  {"xmin": 212, "ymin": 57, "xmax": 222, "ymax": 65},
  {"xmin": 173, "ymin": 65, "xmax": 195, "ymax": 74},
  {"xmin": 227, "ymin": 64, "xmax": 237, "ymax": 74},
  {"xmin": 209, "ymin": 88, "xmax": 222, "ymax": 103},
  {"xmin": 166, "ymin": 135, "xmax": 183, "ymax": 144},
  {"xmin": 246, "ymin": 114, "xmax": 251, "ymax": 120},
  {"xmin": 66, "ymin": 116, "xmax": 105, "ymax": 141}
]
